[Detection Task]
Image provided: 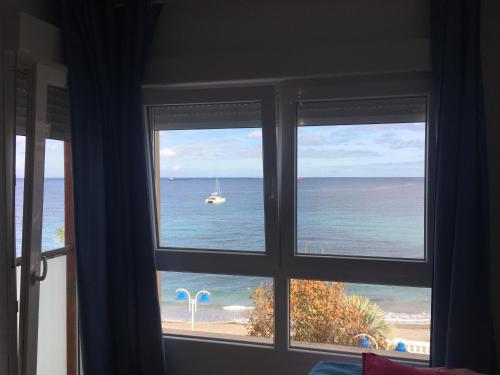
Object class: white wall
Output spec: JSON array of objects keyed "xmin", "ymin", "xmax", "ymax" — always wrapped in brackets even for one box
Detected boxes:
[
  {"xmin": 0, "ymin": 0, "xmax": 59, "ymax": 25},
  {"xmin": 145, "ymin": 0, "xmax": 431, "ymax": 85}
]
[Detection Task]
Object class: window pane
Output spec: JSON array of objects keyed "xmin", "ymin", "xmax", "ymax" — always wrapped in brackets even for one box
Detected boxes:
[
  {"xmin": 297, "ymin": 104, "xmax": 426, "ymax": 259},
  {"xmin": 16, "ymin": 137, "xmax": 66, "ymax": 253},
  {"xmin": 289, "ymin": 279, "xmax": 431, "ymax": 360},
  {"xmin": 160, "ymin": 272, "xmax": 273, "ymax": 344},
  {"xmin": 15, "ymin": 135, "xmax": 26, "ymax": 257},
  {"xmin": 157, "ymin": 127, "xmax": 265, "ymax": 251},
  {"xmin": 41, "ymin": 139, "xmax": 65, "ymax": 251}
]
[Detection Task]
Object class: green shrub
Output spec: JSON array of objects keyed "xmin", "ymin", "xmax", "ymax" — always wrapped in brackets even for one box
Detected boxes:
[
  {"xmin": 344, "ymin": 295, "xmax": 391, "ymax": 342},
  {"xmin": 56, "ymin": 227, "xmax": 65, "ymax": 243}
]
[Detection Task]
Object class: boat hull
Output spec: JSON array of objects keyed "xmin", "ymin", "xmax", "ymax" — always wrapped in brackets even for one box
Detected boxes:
[{"xmin": 205, "ymin": 197, "xmax": 226, "ymax": 204}]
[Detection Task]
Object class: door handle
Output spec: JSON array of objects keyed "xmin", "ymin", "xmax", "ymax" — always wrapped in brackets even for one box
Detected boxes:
[{"xmin": 32, "ymin": 255, "xmax": 48, "ymax": 283}]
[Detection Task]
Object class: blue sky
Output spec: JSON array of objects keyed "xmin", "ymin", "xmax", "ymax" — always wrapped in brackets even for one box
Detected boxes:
[
  {"xmin": 16, "ymin": 136, "xmax": 65, "ymax": 178},
  {"xmin": 15, "ymin": 122, "xmax": 425, "ymax": 178},
  {"xmin": 160, "ymin": 123, "xmax": 425, "ymax": 178},
  {"xmin": 159, "ymin": 128, "xmax": 264, "ymax": 178},
  {"xmin": 297, "ymin": 123, "xmax": 425, "ymax": 177}
]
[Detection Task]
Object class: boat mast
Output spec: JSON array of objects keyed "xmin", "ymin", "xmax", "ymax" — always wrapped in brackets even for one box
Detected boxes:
[{"xmin": 215, "ymin": 177, "xmax": 221, "ymax": 194}]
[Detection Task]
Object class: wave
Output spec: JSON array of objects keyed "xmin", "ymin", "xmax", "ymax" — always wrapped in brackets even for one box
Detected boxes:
[
  {"xmin": 163, "ymin": 310, "xmax": 430, "ymax": 326},
  {"xmin": 384, "ymin": 312, "xmax": 430, "ymax": 325},
  {"xmin": 222, "ymin": 305, "xmax": 255, "ymax": 312}
]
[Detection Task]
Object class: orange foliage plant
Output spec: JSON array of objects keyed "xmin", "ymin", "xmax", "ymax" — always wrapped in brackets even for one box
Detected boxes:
[{"xmin": 246, "ymin": 279, "xmax": 388, "ymax": 347}]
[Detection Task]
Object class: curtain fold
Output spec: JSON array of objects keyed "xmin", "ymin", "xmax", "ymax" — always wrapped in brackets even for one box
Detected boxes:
[
  {"xmin": 58, "ymin": 1, "xmax": 165, "ymax": 374},
  {"xmin": 431, "ymin": 0, "xmax": 496, "ymax": 373}
]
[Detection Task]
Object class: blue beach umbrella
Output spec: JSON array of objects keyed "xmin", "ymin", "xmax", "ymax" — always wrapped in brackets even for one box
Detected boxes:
[
  {"xmin": 198, "ymin": 293, "xmax": 210, "ymax": 303},
  {"xmin": 176, "ymin": 291, "xmax": 188, "ymax": 301},
  {"xmin": 359, "ymin": 336, "xmax": 373, "ymax": 349},
  {"xmin": 394, "ymin": 342, "xmax": 407, "ymax": 352}
]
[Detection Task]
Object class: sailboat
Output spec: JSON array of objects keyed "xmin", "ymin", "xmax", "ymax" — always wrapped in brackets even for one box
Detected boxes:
[{"xmin": 205, "ymin": 177, "xmax": 226, "ymax": 204}]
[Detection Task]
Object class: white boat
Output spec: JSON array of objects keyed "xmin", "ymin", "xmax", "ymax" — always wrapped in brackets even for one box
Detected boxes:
[{"xmin": 205, "ymin": 178, "xmax": 226, "ymax": 204}]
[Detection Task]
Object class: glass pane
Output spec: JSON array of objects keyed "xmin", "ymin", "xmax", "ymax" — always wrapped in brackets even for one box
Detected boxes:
[
  {"xmin": 297, "ymin": 114, "xmax": 425, "ymax": 259},
  {"xmin": 157, "ymin": 127, "xmax": 265, "ymax": 251},
  {"xmin": 41, "ymin": 140, "xmax": 65, "ymax": 251},
  {"xmin": 37, "ymin": 256, "xmax": 67, "ymax": 375},
  {"xmin": 14, "ymin": 138, "xmax": 24, "ymax": 349},
  {"xmin": 289, "ymin": 279, "xmax": 431, "ymax": 360},
  {"xmin": 160, "ymin": 272, "xmax": 273, "ymax": 344},
  {"xmin": 15, "ymin": 137, "xmax": 66, "ymax": 252},
  {"xmin": 15, "ymin": 135, "xmax": 26, "ymax": 256}
]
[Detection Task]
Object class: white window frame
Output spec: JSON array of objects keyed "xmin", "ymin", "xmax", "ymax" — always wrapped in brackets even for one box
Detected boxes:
[
  {"xmin": 145, "ymin": 86, "xmax": 280, "ymax": 277},
  {"xmin": 143, "ymin": 73, "xmax": 434, "ymax": 375},
  {"xmin": 279, "ymin": 75, "xmax": 434, "ymax": 287}
]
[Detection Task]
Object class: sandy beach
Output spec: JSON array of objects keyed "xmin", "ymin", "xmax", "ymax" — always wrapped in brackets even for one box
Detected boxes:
[
  {"xmin": 391, "ymin": 324, "xmax": 430, "ymax": 342},
  {"xmin": 162, "ymin": 321, "xmax": 430, "ymax": 343}
]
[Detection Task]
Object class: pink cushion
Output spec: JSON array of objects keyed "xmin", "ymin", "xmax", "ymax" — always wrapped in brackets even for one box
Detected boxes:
[{"xmin": 363, "ymin": 353, "xmax": 441, "ymax": 375}]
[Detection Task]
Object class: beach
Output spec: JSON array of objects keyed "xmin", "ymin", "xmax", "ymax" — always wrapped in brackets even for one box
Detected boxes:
[{"xmin": 162, "ymin": 321, "xmax": 430, "ymax": 343}]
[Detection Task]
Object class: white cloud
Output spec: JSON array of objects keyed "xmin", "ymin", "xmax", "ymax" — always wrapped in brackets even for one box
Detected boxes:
[
  {"xmin": 375, "ymin": 132, "xmax": 425, "ymax": 150},
  {"xmin": 247, "ymin": 130, "xmax": 262, "ymax": 139},
  {"xmin": 298, "ymin": 133, "xmax": 327, "ymax": 145},
  {"xmin": 299, "ymin": 147, "xmax": 381, "ymax": 159},
  {"xmin": 160, "ymin": 147, "xmax": 176, "ymax": 157},
  {"xmin": 172, "ymin": 164, "xmax": 180, "ymax": 171}
]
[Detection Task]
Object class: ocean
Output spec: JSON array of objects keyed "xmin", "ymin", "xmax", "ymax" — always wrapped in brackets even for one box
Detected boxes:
[{"xmin": 15, "ymin": 177, "xmax": 431, "ymax": 326}]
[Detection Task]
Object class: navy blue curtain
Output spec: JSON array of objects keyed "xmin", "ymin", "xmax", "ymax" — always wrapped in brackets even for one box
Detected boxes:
[
  {"xmin": 58, "ymin": 1, "xmax": 165, "ymax": 374},
  {"xmin": 431, "ymin": 0, "xmax": 496, "ymax": 373}
]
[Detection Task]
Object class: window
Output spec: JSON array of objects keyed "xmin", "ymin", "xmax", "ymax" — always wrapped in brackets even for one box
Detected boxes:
[
  {"xmin": 15, "ymin": 137, "xmax": 66, "ymax": 254},
  {"xmin": 289, "ymin": 279, "xmax": 431, "ymax": 360},
  {"xmin": 15, "ymin": 135, "xmax": 26, "ymax": 256},
  {"xmin": 160, "ymin": 271, "xmax": 274, "ymax": 344},
  {"xmin": 13, "ymin": 66, "xmax": 78, "ymax": 375},
  {"xmin": 15, "ymin": 78, "xmax": 70, "ymax": 254},
  {"xmin": 149, "ymin": 88, "xmax": 279, "ymax": 258},
  {"xmin": 157, "ymin": 126, "xmax": 265, "ymax": 252},
  {"xmin": 296, "ymin": 99, "xmax": 426, "ymax": 260},
  {"xmin": 146, "ymin": 79, "xmax": 433, "ymax": 373}
]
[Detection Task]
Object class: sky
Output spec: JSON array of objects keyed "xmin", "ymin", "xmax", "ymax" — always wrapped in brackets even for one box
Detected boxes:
[
  {"xmin": 159, "ymin": 123, "xmax": 425, "ymax": 178},
  {"xmin": 16, "ymin": 136, "xmax": 65, "ymax": 178},
  {"xmin": 14, "ymin": 122, "xmax": 425, "ymax": 178}
]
